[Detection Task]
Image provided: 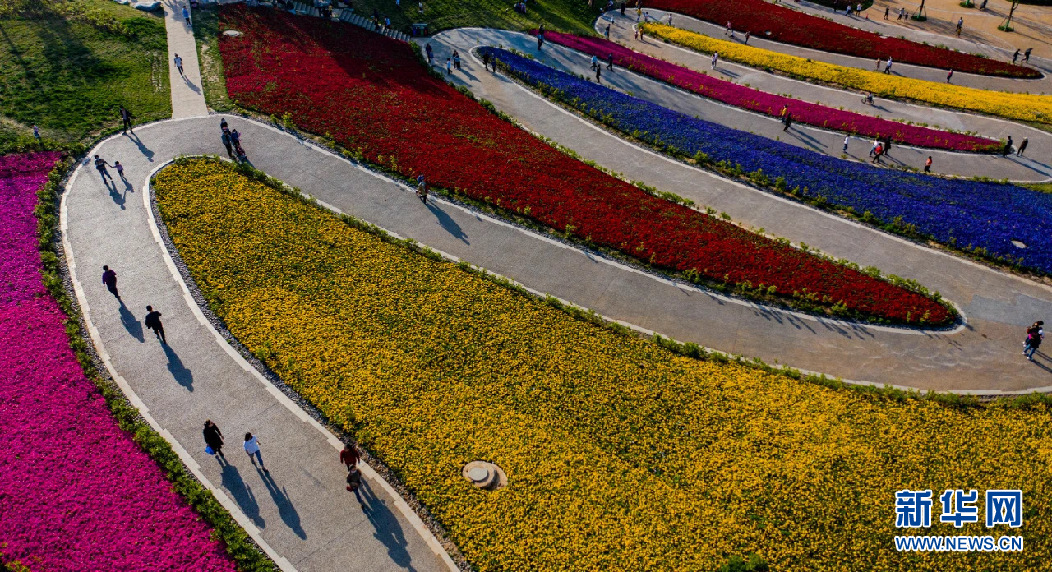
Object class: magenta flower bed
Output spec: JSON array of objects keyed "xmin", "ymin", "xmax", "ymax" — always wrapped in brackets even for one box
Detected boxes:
[
  {"xmin": 541, "ymin": 32, "xmax": 1000, "ymax": 152},
  {"xmin": 0, "ymin": 153, "xmax": 237, "ymax": 572}
]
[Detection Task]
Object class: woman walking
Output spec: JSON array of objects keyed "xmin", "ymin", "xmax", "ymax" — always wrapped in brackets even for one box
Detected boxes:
[
  {"xmin": 203, "ymin": 420, "xmax": 225, "ymax": 461},
  {"xmin": 1024, "ymin": 321, "xmax": 1044, "ymax": 361}
]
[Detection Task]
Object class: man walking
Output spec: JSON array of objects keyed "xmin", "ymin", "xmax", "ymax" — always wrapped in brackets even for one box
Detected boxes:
[
  {"xmin": 102, "ymin": 265, "xmax": 119, "ymax": 299},
  {"xmin": 883, "ymin": 57, "xmax": 893, "ymax": 74},
  {"xmin": 605, "ymin": 23, "xmax": 611, "ymax": 39},
  {"xmin": 203, "ymin": 420, "xmax": 226, "ymax": 461},
  {"xmin": 595, "ymin": 63, "xmax": 602, "ymax": 84},
  {"xmin": 119, "ymin": 106, "xmax": 134, "ymax": 134},
  {"xmin": 425, "ymin": 42, "xmax": 433, "ymax": 66},
  {"xmin": 947, "ymin": 69, "xmax": 953, "ymax": 83},
  {"xmin": 174, "ymin": 53, "xmax": 184, "ymax": 78},
  {"xmin": 340, "ymin": 444, "xmax": 360, "ymax": 469},
  {"xmin": 221, "ymin": 129, "xmax": 234, "ymax": 158},
  {"xmin": 924, "ymin": 156, "xmax": 932, "ymax": 173},
  {"xmin": 956, "ymin": 17, "xmax": 963, "ymax": 37},
  {"xmin": 843, "ymin": 135, "xmax": 849, "ymax": 154},
  {"xmin": 33, "ymin": 125, "xmax": 40, "ymax": 141},
  {"xmin": 1024, "ymin": 48, "xmax": 1032, "ymax": 62},
  {"xmin": 884, "ymin": 6, "xmax": 888, "ymax": 19},
  {"xmin": 182, "ymin": 5, "xmax": 191, "ymax": 27},
  {"xmin": 1004, "ymin": 136, "xmax": 1013, "ymax": 156},
  {"xmin": 607, "ymin": 52, "xmax": 614, "ymax": 70},
  {"xmin": 244, "ymin": 432, "xmax": 269, "ymax": 473},
  {"xmin": 144, "ymin": 305, "xmax": 166, "ymax": 344},
  {"xmin": 94, "ymin": 155, "xmax": 113, "ymax": 183},
  {"xmin": 711, "ymin": 52, "xmax": 718, "ymax": 69},
  {"xmin": 1013, "ymin": 49, "xmax": 1020, "ymax": 64},
  {"xmin": 782, "ymin": 111, "xmax": 792, "ymax": 132},
  {"xmin": 1017, "ymin": 137, "xmax": 1028, "ymax": 157}
]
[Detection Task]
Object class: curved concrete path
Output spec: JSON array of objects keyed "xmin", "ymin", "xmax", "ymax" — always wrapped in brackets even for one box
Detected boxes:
[
  {"xmin": 63, "ymin": 122, "xmax": 455, "ymax": 571},
  {"xmin": 635, "ymin": 6, "xmax": 1052, "ymax": 93},
  {"xmin": 430, "ymin": 29, "xmax": 1052, "ymax": 392},
  {"xmin": 598, "ymin": 12, "xmax": 1052, "ymax": 176},
  {"xmin": 456, "ymin": 25, "xmax": 1051, "ymax": 181}
]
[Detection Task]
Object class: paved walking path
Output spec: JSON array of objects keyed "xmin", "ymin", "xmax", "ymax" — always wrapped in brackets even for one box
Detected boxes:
[
  {"xmin": 630, "ymin": 6, "xmax": 1052, "ymax": 93},
  {"xmin": 432, "ymin": 29, "xmax": 1052, "ymax": 392},
  {"xmin": 165, "ymin": 0, "xmax": 208, "ymax": 118},
  {"xmin": 62, "ymin": 122, "xmax": 455, "ymax": 572},
  {"xmin": 449, "ymin": 26, "xmax": 1051, "ymax": 181}
]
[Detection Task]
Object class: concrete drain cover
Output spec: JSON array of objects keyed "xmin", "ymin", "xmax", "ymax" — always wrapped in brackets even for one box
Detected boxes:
[
  {"xmin": 1012, "ymin": 240, "xmax": 1027, "ymax": 248},
  {"xmin": 462, "ymin": 461, "xmax": 507, "ymax": 490},
  {"xmin": 223, "ymin": 30, "xmax": 243, "ymax": 37}
]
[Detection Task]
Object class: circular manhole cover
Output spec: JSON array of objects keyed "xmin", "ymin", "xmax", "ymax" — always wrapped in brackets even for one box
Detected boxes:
[
  {"xmin": 462, "ymin": 461, "xmax": 507, "ymax": 490},
  {"xmin": 223, "ymin": 30, "xmax": 243, "ymax": 37}
]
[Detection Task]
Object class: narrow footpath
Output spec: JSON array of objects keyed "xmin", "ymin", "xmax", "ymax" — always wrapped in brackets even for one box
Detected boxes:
[{"xmin": 445, "ymin": 26, "xmax": 1051, "ymax": 181}]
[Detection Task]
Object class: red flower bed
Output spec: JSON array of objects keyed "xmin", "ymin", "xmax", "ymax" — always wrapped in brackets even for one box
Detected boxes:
[
  {"xmin": 647, "ymin": 0, "xmax": 1040, "ymax": 78},
  {"xmin": 218, "ymin": 6, "xmax": 952, "ymax": 326},
  {"xmin": 542, "ymin": 32, "xmax": 1000, "ymax": 152}
]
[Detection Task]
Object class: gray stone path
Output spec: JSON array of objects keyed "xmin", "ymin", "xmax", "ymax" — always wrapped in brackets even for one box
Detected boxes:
[
  {"xmin": 165, "ymin": 0, "xmax": 208, "ymax": 118},
  {"xmin": 62, "ymin": 122, "xmax": 455, "ymax": 572},
  {"xmin": 629, "ymin": 6, "xmax": 1052, "ymax": 94},
  {"xmin": 427, "ymin": 30, "xmax": 1052, "ymax": 392},
  {"xmin": 445, "ymin": 26, "xmax": 1051, "ymax": 181}
]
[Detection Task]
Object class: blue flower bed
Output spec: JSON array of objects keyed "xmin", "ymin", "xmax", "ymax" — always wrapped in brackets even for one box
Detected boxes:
[{"xmin": 481, "ymin": 47, "xmax": 1052, "ymax": 274}]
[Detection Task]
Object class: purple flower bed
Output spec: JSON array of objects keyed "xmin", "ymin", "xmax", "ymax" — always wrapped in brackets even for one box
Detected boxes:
[
  {"xmin": 541, "ymin": 32, "xmax": 1001, "ymax": 153},
  {"xmin": 0, "ymin": 153, "xmax": 237, "ymax": 572}
]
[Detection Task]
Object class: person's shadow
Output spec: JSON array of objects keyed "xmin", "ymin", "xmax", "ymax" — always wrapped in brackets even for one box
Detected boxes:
[
  {"xmin": 260, "ymin": 468, "xmax": 306, "ymax": 539},
  {"xmin": 118, "ymin": 300, "xmax": 145, "ymax": 342},
  {"xmin": 126, "ymin": 131, "xmax": 155, "ymax": 162},
  {"xmin": 221, "ymin": 462, "xmax": 265, "ymax": 528},
  {"xmin": 426, "ymin": 202, "xmax": 468, "ymax": 243},
  {"xmin": 360, "ymin": 481, "xmax": 417, "ymax": 571},
  {"xmin": 107, "ymin": 178, "xmax": 126, "ymax": 209},
  {"xmin": 162, "ymin": 343, "xmax": 193, "ymax": 391}
]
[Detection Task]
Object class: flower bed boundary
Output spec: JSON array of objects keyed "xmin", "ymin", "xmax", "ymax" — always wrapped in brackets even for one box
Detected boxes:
[
  {"xmin": 158, "ymin": 157, "xmax": 1052, "ymax": 411},
  {"xmin": 38, "ymin": 151, "xmax": 279, "ymax": 572},
  {"xmin": 485, "ymin": 47, "xmax": 1052, "ymax": 284},
  {"xmin": 641, "ymin": 23, "xmax": 1052, "ymax": 126}
]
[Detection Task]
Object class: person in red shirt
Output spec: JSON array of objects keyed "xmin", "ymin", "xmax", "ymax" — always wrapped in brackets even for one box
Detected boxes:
[{"xmin": 340, "ymin": 444, "xmax": 360, "ymax": 469}]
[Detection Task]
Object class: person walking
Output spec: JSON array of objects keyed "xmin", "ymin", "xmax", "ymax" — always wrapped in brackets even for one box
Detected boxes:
[
  {"xmin": 94, "ymin": 155, "xmax": 113, "ymax": 183},
  {"xmin": 1024, "ymin": 321, "xmax": 1044, "ymax": 361},
  {"xmin": 1013, "ymin": 49, "xmax": 1020, "ymax": 64},
  {"xmin": 956, "ymin": 17, "xmax": 963, "ymax": 37},
  {"xmin": 924, "ymin": 156, "xmax": 932, "ymax": 173},
  {"xmin": 33, "ymin": 125, "xmax": 41, "ymax": 141},
  {"xmin": 843, "ymin": 135, "xmax": 849, "ymax": 154},
  {"xmin": 221, "ymin": 129, "xmax": 234, "ymax": 158},
  {"xmin": 243, "ymin": 432, "xmax": 268, "ymax": 472},
  {"xmin": 102, "ymin": 265, "xmax": 120, "ymax": 299},
  {"xmin": 452, "ymin": 50, "xmax": 461, "ymax": 70},
  {"xmin": 119, "ymin": 106, "xmax": 134, "ymax": 134},
  {"xmin": 947, "ymin": 69, "xmax": 953, "ymax": 83},
  {"xmin": 595, "ymin": 63, "xmax": 602, "ymax": 83},
  {"xmin": 882, "ymin": 136, "xmax": 892, "ymax": 158},
  {"xmin": 743, "ymin": 31, "xmax": 750, "ymax": 44},
  {"xmin": 711, "ymin": 52, "xmax": 718, "ymax": 69},
  {"xmin": 537, "ymin": 32, "xmax": 544, "ymax": 50},
  {"xmin": 416, "ymin": 174, "xmax": 428, "ymax": 204},
  {"xmin": 1003, "ymin": 136, "xmax": 1013, "ymax": 156},
  {"xmin": 446, "ymin": 57, "xmax": 452, "ymax": 75},
  {"xmin": 346, "ymin": 465, "xmax": 365, "ymax": 503},
  {"xmin": 230, "ymin": 129, "xmax": 245, "ymax": 161},
  {"xmin": 182, "ymin": 5, "xmax": 191, "ymax": 26},
  {"xmin": 340, "ymin": 444, "xmax": 360, "ymax": 469},
  {"xmin": 1017, "ymin": 137, "xmax": 1028, "ymax": 157},
  {"xmin": 425, "ymin": 42, "xmax": 433, "ymax": 66},
  {"xmin": 203, "ymin": 420, "xmax": 225, "ymax": 461},
  {"xmin": 607, "ymin": 52, "xmax": 614, "ymax": 70},
  {"xmin": 1024, "ymin": 48, "xmax": 1032, "ymax": 63},
  {"xmin": 782, "ymin": 112, "xmax": 792, "ymax": 132},
  {"xmin": 591, "ymin": 54, "xmax": 599, "ymax": 71},
  {"xmin": 144, "ymin": 305, "xmax": 166, "ymax": 344},
  {"xmin": 872, "ymin": 143, "xmax": 883, "ymax": 163},
  {"xmin": 481, "ymin": 51, "xmax": 490, "ymax": 72},
  {"xmin": 883, "ymin": 6, "xmax": 889, "ymax": 19},
  {"xmin": 620, "ymin": 0, "xmax": 626, "ymax": 15},
  {"xmin": 113, "ymin": 160, "xmax": 125, "ymax": 181},
  {"xmin": 869, "ymin": 139, "xmax": 879, "ymax": 157},
  {"xmin": 883, "ymin": 57, "xmax": 893, "ymax": 74},
  {"xmin": 174, "ymin": 53, "xmax": 184, "ymax": 78},
  {"xmin": 605, "ymin": 23, "xmax": 611, "ymax": 39}
]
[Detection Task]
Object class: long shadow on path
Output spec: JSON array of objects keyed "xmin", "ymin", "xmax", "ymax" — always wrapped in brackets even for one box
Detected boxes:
[
  {"xmin": 427, "ymin": 202, "xmax": 468, "ymax": 243},
  {"xmin": 163, "ymin": 343, "xmax": 193, "ymax": 391},
  {"xmin": 221, "ymin": 461, "xmax": 265, "ymax": 528},
  {"xmin": 259, "ymin": 467, "xmax": 307, "ymax": 540},
  {"xmin": 360, "ymin": 480, "xmax": 418, "ymax": 572},
  {"xmin": 118, "ymin": 300, "xmax": 145, "ymax": 342}
]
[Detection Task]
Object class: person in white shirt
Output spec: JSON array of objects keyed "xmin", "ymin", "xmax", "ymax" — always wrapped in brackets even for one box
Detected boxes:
[{"xmin": 244, "ymin": 432, "xmax": 269, "ymax": 473}]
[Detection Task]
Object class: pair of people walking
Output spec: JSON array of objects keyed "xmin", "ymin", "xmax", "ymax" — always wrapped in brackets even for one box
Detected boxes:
[
  {"xmin": 1024, "ymin": 321, "xmax": 1044, "ymax": 361},
  {"xmin": 219, "ymin": 118, "xmax": 247, "ymax": 161},
  {"xmin": 94, "ymin": 155, "xmax": 125, "ymax": 184},
  {"xmin": 202, "ymin": 420, "xmax": 269, "ymax": 473},
  {"xmin": 101, "ymin": 265, "xmax": 166, "ymax": 343},
  {"xmin": 341, "ymin": 444, "xmax": 366, "ymax": 506}
]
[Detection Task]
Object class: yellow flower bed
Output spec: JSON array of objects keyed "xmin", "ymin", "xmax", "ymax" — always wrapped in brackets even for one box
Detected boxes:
[
  {"xmin": 642, "ymin": 23, "xmax": 1052, "ymax": 126},
  {"xmin": 155, "ymin": 158, "xmax": 1052, "ymax": 571}
]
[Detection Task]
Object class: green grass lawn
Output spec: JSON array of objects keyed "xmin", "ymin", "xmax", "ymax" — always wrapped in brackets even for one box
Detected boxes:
[
  {"xmin": 0, "ymin": 0, "xmax": 170, "ymax": 151},
  {"xmin": 192, "ymin": 6, "xmax": 232, "ymax": 112}
]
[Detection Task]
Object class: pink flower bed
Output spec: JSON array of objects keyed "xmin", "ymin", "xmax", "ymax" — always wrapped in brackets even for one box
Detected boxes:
[
  {"xmin": 542, "ymin": 32, "xmax": 1000, "ymax": 152},
  {"xmin": 0, "ymin": 153, "xmax": 237, "ymax": 571}
]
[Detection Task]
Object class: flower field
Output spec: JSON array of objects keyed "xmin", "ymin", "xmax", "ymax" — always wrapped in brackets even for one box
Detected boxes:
[
  {"xmin": 486, "ymin": 47, "xmax": 1052, "ymax": 275},
  {"xmin": 0, "ymin": 153, "xmax": 237, "ymax": 571},
  {"xmin": 154, "ymin": 157, "xmax": 1052, "ymax": 571},
  {"xmin": 218, "ymin": 5, "xmax": 950, "ymax": 326},
  {"xmin": 645, "ymin": 0, "xmax": 1039, "ymax": 77},
  {"xmin": 540, "ymin": 32, "xmax": 999, "ymax": 152},
  {"xmin": 642, "ymin": 23, "xmax": 1052, "ymax": 126}
]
